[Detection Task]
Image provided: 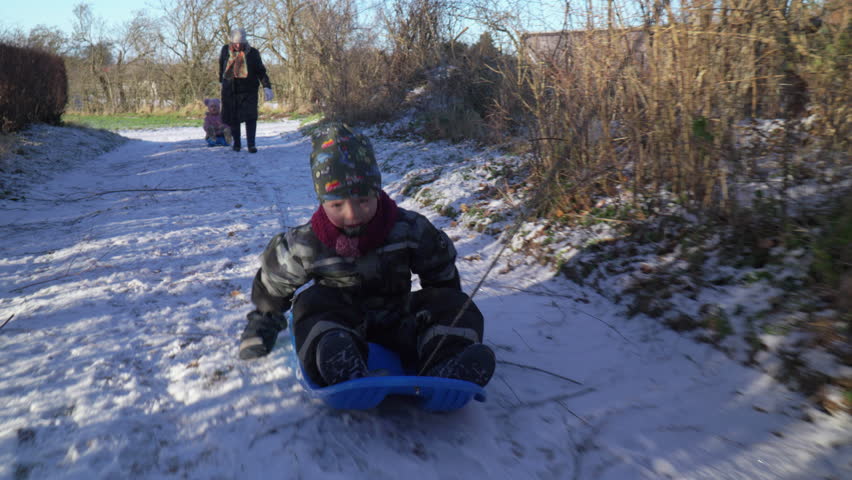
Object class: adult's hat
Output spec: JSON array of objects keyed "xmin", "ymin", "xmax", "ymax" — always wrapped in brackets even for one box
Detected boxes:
[
  {"xmin": 310, "ymin": 123, "xmax": 381, "ymax": 202},
  {"xmin": 230, "ymin": 28, "xmax": 248, "ymax": 45}
]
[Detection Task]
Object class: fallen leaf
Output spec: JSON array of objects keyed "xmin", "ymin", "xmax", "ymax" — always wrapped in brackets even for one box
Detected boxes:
[
  {"xmin": 230, "ymin": 290, "xmax": 241, "ymax": 297},
  {"xmin": 757, "ymin": 237, "xmax": 776, "ymax": 249}
]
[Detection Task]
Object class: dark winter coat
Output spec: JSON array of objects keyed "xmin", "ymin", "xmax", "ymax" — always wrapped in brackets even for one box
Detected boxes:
[
  {"xmin": 251, "ymin": 206, "xmax": 484, "ymax": 384},
  {"xmin": 218, "ymin": 45, "xmax": 271, "ymax": 125},
  {"xmin": 251, "ymin": 207, "xmax": 461, "ymax": 320}
]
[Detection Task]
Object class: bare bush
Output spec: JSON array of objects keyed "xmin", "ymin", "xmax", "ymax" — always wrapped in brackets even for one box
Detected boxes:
[
  {"xmin": 298, "ymin": 0, "xmax": 393, "ymax": 122},
  {"xmin": 478, "ymin": 0, "xmax": 850, "ymax": 217},
  {"xmin": 383, "ymin": 0, "xmax": 445, "ymax": 82}
]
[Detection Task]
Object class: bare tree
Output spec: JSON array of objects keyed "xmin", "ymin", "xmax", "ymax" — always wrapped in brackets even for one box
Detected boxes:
[
  {"xmin": 70, "ymin": 2, "xmax": 114, "ymax": 112},
  {"xmin": 111, "ymin": 11, "xmax": 161, "ymax": 111},
  {"xmin": 382, "ymin": 0, "xmax": 446, "ymax": 78},
  {"xmin": 216, "ymin": 0, "xmax": 264, "ymax": 48},
  {"xmin": 157, "ymin": 0, "xmax": 220, "ymax": 105},
  {"xmin": 301, "ymin": 0, "xmax": 362, "ymax": 116},
  {"xmin": 261, "ymin": 0, "xmax": 312, "ymax": 109},
  {"xmin": 26, "ymin": 25, "xmax": 69, "ymax": 55}
]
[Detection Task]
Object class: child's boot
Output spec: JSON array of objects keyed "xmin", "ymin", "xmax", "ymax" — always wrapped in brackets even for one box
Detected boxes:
[
  {"xmin": 425, "ymin": 343, "xmax": 495, "ymax": 386},
  {"xmin": 206, "ymin": 138, "xmax": 217, "ymax": 147},
  {"xmin": 216, "ymin": 135, "xmax": 228, "ymax": 146},
  {"xmin": 315, "ymin": 330, "xmax": 367, "ymax": 385}
]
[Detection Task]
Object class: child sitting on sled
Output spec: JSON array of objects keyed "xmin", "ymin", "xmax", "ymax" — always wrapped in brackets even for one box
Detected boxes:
[
  {"xmin": 238, "ymin": 123, "xmax": 495, "ymax": 388},
  {"xmin": 202, "ymin": 98, "xmax": 232, "ymax": 146}
]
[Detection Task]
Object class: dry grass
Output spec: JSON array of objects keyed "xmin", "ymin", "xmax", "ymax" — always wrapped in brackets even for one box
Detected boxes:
[{"xmin": 503, "ymin": 0, "xmax": 850, "ymax": 219}]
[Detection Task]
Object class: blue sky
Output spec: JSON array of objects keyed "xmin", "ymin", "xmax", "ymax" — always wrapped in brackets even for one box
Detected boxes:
[
  {"xmin": 3, "ymin": 1, "xmax": 597, "ymax": 47},
  {"xmin": 4, "ymin": 0, "xmax": 155, "ymax": 34},
  {"xmin": 5, "ymin": 0, "xmax": 574, "ymax": 36}
]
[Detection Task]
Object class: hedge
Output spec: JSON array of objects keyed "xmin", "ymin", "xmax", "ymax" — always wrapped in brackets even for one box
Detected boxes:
[{"xmin": 0, "ymin": 43, "xmax": 68, "ymax": 132}]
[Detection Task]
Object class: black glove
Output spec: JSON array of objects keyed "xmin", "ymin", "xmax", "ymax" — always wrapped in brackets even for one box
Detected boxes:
[{"xmin": 239, "ymin": 310, "xmax": 287, "ymax": 360}]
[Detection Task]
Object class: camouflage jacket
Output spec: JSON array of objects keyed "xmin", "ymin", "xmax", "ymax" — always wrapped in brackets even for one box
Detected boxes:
[{"xmin": 250, "ymin": 207, "xmax": 461, "ymax": 319}]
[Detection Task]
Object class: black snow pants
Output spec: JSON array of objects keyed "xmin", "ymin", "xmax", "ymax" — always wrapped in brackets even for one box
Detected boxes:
[
  {"xmin": 229, "ymin": 119, "xmax": 257, "ymax": 149},
  {"xmin": 291, "ymin": 284, "xmax": 484, "ymax": 385}
]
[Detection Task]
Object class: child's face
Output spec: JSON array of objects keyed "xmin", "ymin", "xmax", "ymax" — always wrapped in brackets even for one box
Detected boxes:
[
  {"xmin": 207, "ymin": 103, "xmax": 220, "ymax": 115},
  {"xmin": 322, "ymin": 195, "xmax": 379, "ymax": 229}
]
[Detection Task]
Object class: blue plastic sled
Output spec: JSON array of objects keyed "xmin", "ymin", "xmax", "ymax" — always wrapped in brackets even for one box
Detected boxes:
[
  {"xmin": 288, "ymin": 315, "xmax": 486, "ymax": 412},
  {"xmin": 206, "ymin": 135, "xmax": 230, "ymax": 147}
]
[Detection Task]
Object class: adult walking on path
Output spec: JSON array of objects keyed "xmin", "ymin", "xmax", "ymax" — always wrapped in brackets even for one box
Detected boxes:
[{"xmin": 219, "ymin": 28, "xmax": 273, "ymax": 153}]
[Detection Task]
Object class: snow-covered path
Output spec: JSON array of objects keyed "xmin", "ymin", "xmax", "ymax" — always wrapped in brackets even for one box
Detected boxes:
[{"xmin": 1, "ymin": 121, "xmax": 849, "ymax": 479}]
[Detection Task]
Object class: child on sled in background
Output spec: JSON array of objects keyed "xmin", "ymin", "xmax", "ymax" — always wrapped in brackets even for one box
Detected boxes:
[
  {"xmin": 237, "ymin": 123, "xmax": 495, "ymax": 388},
  {"xmin": 202, "ymin": 98, "xmax": 232, "ymax": 146}
]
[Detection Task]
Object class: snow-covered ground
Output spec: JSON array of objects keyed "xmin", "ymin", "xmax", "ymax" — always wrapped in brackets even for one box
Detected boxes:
[{"xmin": 1, "ymin": 120, "xmax": 849, "ymax": 479}]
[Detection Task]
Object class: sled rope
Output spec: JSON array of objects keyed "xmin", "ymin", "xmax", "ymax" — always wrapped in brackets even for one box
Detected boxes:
[{"xmin": 417, "ymin": 31, "xmax": 645, "ymax": 376}]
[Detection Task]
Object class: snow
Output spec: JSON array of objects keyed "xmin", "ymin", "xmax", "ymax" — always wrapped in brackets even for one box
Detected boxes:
[{"xmin": 1, "ymin": 121, "xmax": 850, "ymax": 479}]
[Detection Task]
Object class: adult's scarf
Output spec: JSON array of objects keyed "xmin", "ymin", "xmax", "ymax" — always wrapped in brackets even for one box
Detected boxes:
[{"xmin": 225, "ymin": 43, "xmax": 248, "ymax": 79}]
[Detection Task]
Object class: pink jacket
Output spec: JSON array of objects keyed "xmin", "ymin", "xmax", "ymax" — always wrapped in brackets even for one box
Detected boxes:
[{"xmin": 203, "ymin": 99, "xmax": 227, "ymax": 135}]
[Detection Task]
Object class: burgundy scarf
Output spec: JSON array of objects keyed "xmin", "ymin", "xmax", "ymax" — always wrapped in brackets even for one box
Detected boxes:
[{"xmin": 311, "ymin": 190, "xmax": 399, "ymax": 257}]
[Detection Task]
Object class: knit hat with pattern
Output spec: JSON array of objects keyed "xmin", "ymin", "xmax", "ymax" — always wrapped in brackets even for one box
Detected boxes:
[{"xmin": 309, "ymin": 123, "xmax": 381, "ymax": 202}]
